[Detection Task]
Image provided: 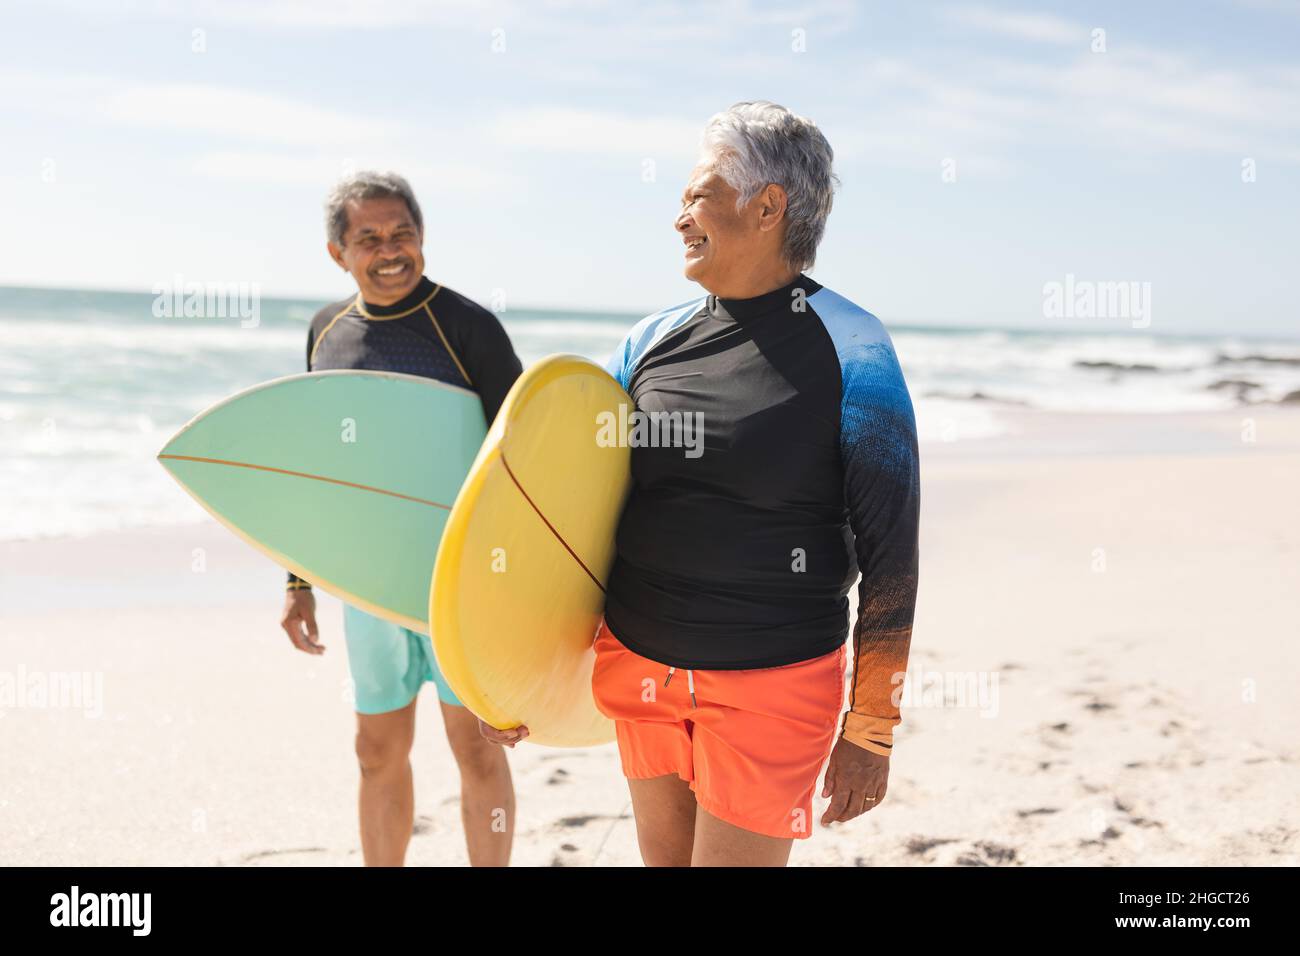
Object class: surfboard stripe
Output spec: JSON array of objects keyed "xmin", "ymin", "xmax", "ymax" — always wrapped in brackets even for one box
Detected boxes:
[
  {"xmin": 157, "ymin": 454, "xmax": 453, "ymax": 510},
  {"xmin": 499, "ymin": 452, "xmax": 605, "ymax": 594}
]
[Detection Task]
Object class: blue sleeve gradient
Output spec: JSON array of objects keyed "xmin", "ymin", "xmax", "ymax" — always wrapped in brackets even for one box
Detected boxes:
[
  {"xmin": 812, "ymin": 288, "xmax": 920, "ymax": 756},
  {"xmin": 603, "ymin": 296, "xmax": 707, "ymax": 390}
]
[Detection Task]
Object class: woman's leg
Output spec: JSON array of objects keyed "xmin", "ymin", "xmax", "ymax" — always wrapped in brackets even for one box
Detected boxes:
[{"xmin": 627, "ymin": 774, "xmax": 697, "ymax": 867}]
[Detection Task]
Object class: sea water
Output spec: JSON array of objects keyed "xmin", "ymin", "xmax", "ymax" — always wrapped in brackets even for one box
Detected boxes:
[{"xmin": 1, "ymin": 285, "xmax": 1297, "ymax": 541}]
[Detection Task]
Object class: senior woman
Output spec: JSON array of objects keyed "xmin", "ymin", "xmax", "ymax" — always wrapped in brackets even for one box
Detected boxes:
[{"xmin": 489, "ymin": 101, "xmax": 919, "ymax": 867}]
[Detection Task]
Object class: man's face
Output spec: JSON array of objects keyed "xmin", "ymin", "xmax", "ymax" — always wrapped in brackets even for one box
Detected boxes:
[
  {"xmin": 676, "ymin": 160, "xmax": 759, "ymax": 290},
  {"xmin": 328, "ymin": 197, "xmax": 424, "ymax": 305}
]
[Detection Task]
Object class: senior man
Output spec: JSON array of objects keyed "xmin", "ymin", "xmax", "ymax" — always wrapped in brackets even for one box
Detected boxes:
[
  {"xmin": 484, "ymin": 102, "xmax": 921, "ymax": 868},
  {"xmin": 280, "ymin": 171, "xmax": 523, "ymax": 866}
]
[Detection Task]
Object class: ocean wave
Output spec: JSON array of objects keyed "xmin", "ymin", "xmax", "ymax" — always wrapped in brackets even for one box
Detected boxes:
[
  {"xmin": 1215, "ymin": 352, "xmax": 1300, "ymax": 366},
  {"xmin": 0, "ymin": 318, "xmax": 303, "ymax": 352},
  {"xmin": 1073, "ymin": 360, "xmax": 1177, "ymax": 373},
  {"xmin": 3, "ymin": 296, "xmax": 1300, "ymax": 539}
]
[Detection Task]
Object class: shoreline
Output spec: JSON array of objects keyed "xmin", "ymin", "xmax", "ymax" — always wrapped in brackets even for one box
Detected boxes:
[{"xmin": 5, "ymin": 406, "xmax": 1299, "ymax": 550}]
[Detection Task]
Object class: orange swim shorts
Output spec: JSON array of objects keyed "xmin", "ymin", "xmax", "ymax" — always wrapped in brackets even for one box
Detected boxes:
[{"xmin": 591, "ymin": 616, "xmax": 847, "ymax": 840}]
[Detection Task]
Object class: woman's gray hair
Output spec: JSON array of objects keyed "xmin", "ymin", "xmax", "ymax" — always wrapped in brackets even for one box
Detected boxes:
[
  {"xmin": 700, "ymin": 101, "xmax": 838, "ymax": 272},
  {"xmin": 325, "ymin": 171, "xmax": 423, "ymax": 246}
]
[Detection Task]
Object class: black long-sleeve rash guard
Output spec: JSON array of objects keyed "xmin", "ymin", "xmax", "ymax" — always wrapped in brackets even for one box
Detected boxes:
[
  {"xmin": 285, "ymin": 275, "xmax": 522, "ymax": 590},
  {"xmin": 306, "ymin": 275, "xmax": 520, "ymax": 419},
  {"xmin": 603, "ymin": 274, "xmax": 920, "ymax": 756}
]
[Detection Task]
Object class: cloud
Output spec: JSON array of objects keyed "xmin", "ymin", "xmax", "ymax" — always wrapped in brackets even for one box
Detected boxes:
[
  {"xmin": 9, "ymin": 2, "xmax": 1300, "ymax": 191},
  {"xmin": 487, "ymin": 107, "xmax": 702, "ymax": 159},
  {"xmin": 46, "ymin": 0, "xmax": 506, "ymax": 30},
  {"xmin": 978, "ymin": 47, "xmax": 1300, "ymax": 153},
  {"xmin": 840, "ymin": 26, "xmax": 1300, "ymax": 172},
  {"xmin": 0, "ymin": 68, "xmax": 521, "ymax": 189},
  {"xmin": 190, "ymin": 149, "xmax": 516, "ymax": 192},
  {"xmin": 44, "ymin": 0, "xmax": 858, "ymax": 47},
  {"xmin": 101, "ymin": 84, "xmax": 401, "ymax": 146},
  {"xmin": 1234, "ymin": 0, "xmax": 1300, "ymax": 15},
  {"xmin": 943, "ymin": 3, "xmax": 1085, "ymax": 45}
]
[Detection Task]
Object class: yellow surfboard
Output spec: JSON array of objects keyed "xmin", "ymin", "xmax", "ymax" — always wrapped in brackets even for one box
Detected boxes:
[{"xmin": 431, "ymin": 355, "xmax": 631, "ymax": 747}]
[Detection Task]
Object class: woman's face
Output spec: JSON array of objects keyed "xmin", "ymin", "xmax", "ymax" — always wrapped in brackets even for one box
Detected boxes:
[{"xmin": 676, "ymin": 159, "xmax": 759, "ymax": 291}]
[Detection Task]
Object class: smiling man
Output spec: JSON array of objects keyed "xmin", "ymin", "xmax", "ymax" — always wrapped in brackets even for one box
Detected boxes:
[
  {"xmin": 595, "ymin": 103, "xmax": 918, "ymax": 865},
  {"xmin": 279, "ymin": 171, "xmax": 523, "ymax": 866},
  {"xmin": 481, "ymin": 104, "xmax": 921, "ymax": 867}
]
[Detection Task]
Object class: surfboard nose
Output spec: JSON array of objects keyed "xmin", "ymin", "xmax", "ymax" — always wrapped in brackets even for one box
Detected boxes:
[{"xmin": 152, "ymin": 369, "xmax": 487, "ymax": 633}]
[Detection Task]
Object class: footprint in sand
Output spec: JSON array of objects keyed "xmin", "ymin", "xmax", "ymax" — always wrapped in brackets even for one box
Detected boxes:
[
  {"xmin": 954, "ymin": 841, "xmax": 1019, "ymax": 866},
  {"xmin": 1036, "ymin": 721, "xmax": 1073, "ymax": 753},
  {"xmin": 1015, "ymin": 806, "xmax": 1060, "ymax": 819},
  {"xmin": 235, "ymin": 847, "xmax": 328, "ymax": 865},
  {"xmin": 1079, "ymin": 826, "xmax": 1122, "ymax": 847},
  {"xmin": 902, "ymin": 835, "xmax": 959, "ymax": 858},
  {"xmin": 555, "ymin": 813, "xmax": 615, "ymax": 828},
  {"xmin": 549, "ymin": 843, "xmax": 582, "ymax": 866}
]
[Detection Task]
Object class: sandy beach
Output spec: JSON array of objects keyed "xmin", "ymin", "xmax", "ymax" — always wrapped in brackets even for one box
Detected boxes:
[{"xmin": 2, "ymin": 407, "xmax": 1297, "ymax": 866}]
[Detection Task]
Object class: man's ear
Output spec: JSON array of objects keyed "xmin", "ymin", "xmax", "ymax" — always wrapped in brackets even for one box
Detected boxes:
[
  {"xmin": 327, "ymin": 241, "xmax": 347, "ymax": 270},
  {"xmin": 757, "ymin": 183, "xmax": 788, "ymax": 233}
]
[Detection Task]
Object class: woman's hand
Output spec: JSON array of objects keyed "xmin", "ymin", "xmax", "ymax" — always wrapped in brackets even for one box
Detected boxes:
[
  {"xmin": 478, "ymin": 719, "xmax": 529, "ymax": 747},
  {"xmin": 820, "ymin": 737, "xmax": 889, "ymax": 825}
]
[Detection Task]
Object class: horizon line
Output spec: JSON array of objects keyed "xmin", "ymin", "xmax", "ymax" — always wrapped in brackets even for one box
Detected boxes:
[{"xmin": 0, "ymin": 280, "xmax": 1296, "ymax": 343}]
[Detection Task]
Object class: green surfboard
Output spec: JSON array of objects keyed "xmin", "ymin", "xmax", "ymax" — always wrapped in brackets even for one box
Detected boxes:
[{"xmin": 158, "ymin": 370, "xmax": 487, "ymax": 632}]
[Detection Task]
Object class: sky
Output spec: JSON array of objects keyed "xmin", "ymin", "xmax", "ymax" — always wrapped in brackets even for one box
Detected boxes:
[{"xmin": 1, "ymin": 0, "xmax": 1298, "ymax": 335}]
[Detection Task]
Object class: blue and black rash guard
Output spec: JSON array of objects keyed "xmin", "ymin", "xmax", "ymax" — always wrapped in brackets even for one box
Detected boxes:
[
  {"xmin": 603, "ymin": 274, "xmax": 919, "ymax": 755},
  {"xmin": 285, "ymin": 275, "xmax": 522, "ymax": 589}
]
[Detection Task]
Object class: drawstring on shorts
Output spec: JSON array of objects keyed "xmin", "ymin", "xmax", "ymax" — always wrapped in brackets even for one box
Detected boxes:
[{"xmin": 664, "ymin": 666, "xmax": 697, "ymax": 708}]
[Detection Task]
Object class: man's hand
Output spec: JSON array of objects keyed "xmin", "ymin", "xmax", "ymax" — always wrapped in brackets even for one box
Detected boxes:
[
  {"xmin": 280, "ymin": 589, "xmax": 324, "ymax": 655},
  {"xmin": 820, "ymin": 736, "xmax": 889, "ymax": 826},
  {"xmin": 478, "ymin": 719, "xmax": 528, "ymax": 747}
]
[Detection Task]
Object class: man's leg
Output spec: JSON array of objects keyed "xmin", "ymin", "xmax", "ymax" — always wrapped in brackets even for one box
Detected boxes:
[
  {"xmin": 690, "ymin": 804, "xmax": 794, "ymax": 867},
  {"xmin": 354, "ymin": 698, "xmax": 418, "ymax": 867},
  {"xmin": 440, "ymin": 701, "xmax": 515, "ymax": 867},
  {"xmin": 627, "ymin": 774, "xmax": 697, "ymax": 867},
  {"xmin": 590, "ymin": 620, "xmax": 697, "ymax": 867},
  {"xmin": 685, "ymin": 645, "xmax": 846, "ymax": 867}
]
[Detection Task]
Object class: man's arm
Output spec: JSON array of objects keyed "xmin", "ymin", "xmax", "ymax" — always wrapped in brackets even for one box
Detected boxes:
[
  {"xmin": 838, "ymin": 345, "xmax": 920, "ymax": 756},
  {"xmin": 448, "ymin": 300, "xmax": 523, "ymax": 425},
  {"xmin": 604, "ymin": 328, "xmax": 634, "ymax": 388}
]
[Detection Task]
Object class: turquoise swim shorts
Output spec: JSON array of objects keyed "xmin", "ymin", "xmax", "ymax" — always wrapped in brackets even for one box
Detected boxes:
[{"xmin": 342, "ymin": 604, "xmax": 462, "ymax": 713}]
